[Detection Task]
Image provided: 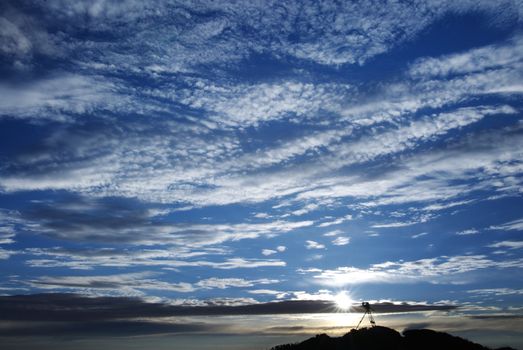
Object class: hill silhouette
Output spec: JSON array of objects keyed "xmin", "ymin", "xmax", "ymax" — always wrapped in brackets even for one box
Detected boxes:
[{"xmin": 271, "ymin": 326, "xmax": 517, "ymax": 350}]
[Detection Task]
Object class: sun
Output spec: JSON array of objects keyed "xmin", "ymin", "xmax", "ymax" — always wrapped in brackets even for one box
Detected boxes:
[{"xmin": 334, "ymin": 291, "xmax": 353, "ymax": 310}]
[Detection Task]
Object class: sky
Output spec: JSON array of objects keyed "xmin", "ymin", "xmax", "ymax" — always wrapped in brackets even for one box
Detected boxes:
[{"xmin": 0, "ymin": 0, "xmax": 522, "ymax": 349}]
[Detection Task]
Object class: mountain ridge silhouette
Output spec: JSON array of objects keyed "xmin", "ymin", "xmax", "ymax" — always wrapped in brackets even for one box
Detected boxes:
[{"xmin": 270, "ymin": 326, "xmax": 518, "ymax": 350}]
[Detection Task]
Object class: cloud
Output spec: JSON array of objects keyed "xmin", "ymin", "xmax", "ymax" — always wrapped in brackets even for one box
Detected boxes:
[
  {"xmin": 300, "ymin": 254, "xmax": 523, "ymax": 286},
  {"xmin": 0, "ymin": 5, "xmax": 60, "ymax": 69},
  {"xmin": 412, "ymin": 232, "xmax": 429, "ymax": 239},
  {"xmin": 331, "ymin": 236, "xmax": 351, "ymax": 246},
  {"xmin": 9, "ymin": 196, "xmax": 313, "ymax": 247},
  {"xmin": 262, "ymin": 246, "xmax": 287, "ymax": 256},
  {"xmin": 0, "ymin": 2, "xmax": 522, "ymax": 321},
  {"xmin": 373, "ymin": 221, "xmax": 424, "ymax": 228},
  {"xmin": 291, "ymin": 203, "xmax": 321, "ymax": 216},
  {"xmin": 26, "ymin": 273, "xmax": 280, "ymax": 295},
  {"xmin": 467, "ymin": 288, "xmax": 523, "ymax": 296},
  {"xmin": 422, "ymin": 200, "xmax": 476, "ymax": 212},
  {"xmin": 28, "ymin": 272, "xmax": 196, "ymax": 293},
  {"xmin": 1, "ymin": 70, "xmax": 521, "ymax": 212},
  {"xmin": 456, "ymin": 229, "xmax": 479, "ymax": 236},
  {"xmin": 408, "ymin": 35, "xmax": 523, "ymax": 79},
  {"xmin": 0, "ymin": 228, "xmax": 15, "ymax": 245},
  {"xmin": 305, "ymin": 241, "xmax": 325, "ymax": 250},
  {"xmin": 0, "ymin": 293, "xmax": 457, "ymax": 323},
  {"xmin": 328, "ymin": 105, "xmax": 517, "ymax": 172},
  {"xmin": 323, "ymin": 230, "xmax": 343, "ymax": 237},
  {"xmin": 5, "ymin": 0, "xmax": 516, "ymax": 73},
  {"xmin": 248, "ymin": 289, "xmax": 288, "ymax": 299},
  {"xmin": 195, "ymin": 278, "xmax": 278, "ymax": 290},
  {"xmin": 262, "ymin": 249, "xmax": 277, "ymax": 256},
  {"xmin": 0, "ymin": 319, "xmax": 225, "ymax": 337},
  {"xmin": 24, "ymin": 247, "xmax": 286, "ymax": 270},
  {"xmin": 0, "ymin": 16, "xmax": 33, "ymax": 57},
  {"xmin": 489, "ymin": 218, "xmax": 523, "ymax": 231},
  {"xmin": 0, "ymin": 4, "xmax": 519, "ymax": 214},
  {"xmin": 0, "ymin": 74, "xmax": 123, "ymax": 121},
  {"xmin": 181, "ymin": 81, "xmax": 353, "ymax": 129},
  {"xmin": 318, "ymin": 215, "xmax": 353, "ymax": 228},
  {"xmin": 0, "ymin": 248, "xmax": 13, "ymax": 260},
  {"xmin": 487, "ymin": 241, "xmax": 523, "ymax": 250}
]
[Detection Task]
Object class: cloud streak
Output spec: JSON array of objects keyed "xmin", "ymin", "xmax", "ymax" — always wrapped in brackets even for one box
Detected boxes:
[{"xmin": 300, "ymin": 254, "xmax": 523, "ymax": 286}]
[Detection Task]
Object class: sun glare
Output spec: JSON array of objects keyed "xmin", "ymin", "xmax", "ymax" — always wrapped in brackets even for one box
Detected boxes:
[{"xmin": 334, "ymin": 291, "xmax": 353, "ymax": 310}]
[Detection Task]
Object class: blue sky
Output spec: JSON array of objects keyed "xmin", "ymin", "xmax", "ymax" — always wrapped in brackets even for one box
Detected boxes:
[{"xmin": 0, "ymin": 0, "xmax": 522, "ymax": 348}]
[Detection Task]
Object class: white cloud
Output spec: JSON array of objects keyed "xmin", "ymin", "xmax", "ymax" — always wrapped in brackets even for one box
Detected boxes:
[
  {"xmin": 305, "ymin": 240, "xmax": 325, "ymax": 250},
  {"xmin": 307, "ymin": 254, "xmax": 324, "ymax": 261},
  {"xmin": 0, "ymin": 16, "xmax": 32, "ymax": 57},
  {"xmin": 408, "ymin": 35, "xmax": 523, "ymax": 79},
  {"xmin": 411, "ymin": 232, "xmax": 429, "ymax": 239},
  {"xmin": 467, "ymin": 288, "xmax": 523, "ymax": 296},
  {"xmin": 456, "ymin": 229, "xmax": 479, "ymax": 236},
  {"xmin": 248, "ymin": 289, "xmax": 288, "ymax": 299},
  {"xmin": 489, "ymin": 218, "xmax": 523, "ymax": 231},
  {"xmin": 11, "ymin": 200, "xmax": 314, "ymax": 246},
  {"xmin": 194, "ymin": 278, "xmax": 278, "ymax": 290},
  {"xmin": 373, "ymin": 221, "xmax": 420, "ymax": 228},
  {"xmin": 303, "ymin": 254, "xmax": 523, "ymax": 286},
  {"xmin": 182, "ymin": 81, "xmax": 352, "ymax": 128},
  {"xmin": 331, "ymin": 236, "xmax": 351, "ymax": 246},
  {"xmin": 5, "ymin": 0, "xmax": 517, "ymax": 73},
  {"xmin": 28, "ymin": 272, "xmax": 196, "ymax": 293},
  {"xmin": 329, "ymin": 105, "xmax": 517, "ymax": 170},
  {"xmin": 0, "ymin": 248, "xmax": 13, "ymax": 260},
  {"xmin": 423, "ymin": 199, "xmax": 476, "ymax": 211},
  {"xmin": 0, "ymin": 74, "xmax": 123, "ymax": 121},
  {"xmin": 0, "ymin": 62, "xmax": 520, "ymax": 212},
  {"xmin": 323, "ymin": 230, "xmax": 343, "ymax": 237},
  {"xmin": 488, "ymin": 241, "xmax": 523, "ymax": 250},
  {"xmin": 318, "ymin": 215, "xmax": 353, "ymax": 228},
  {"xmin": 27, "ymin": 273, "xmax": 279, "ymax": 295},
  {"xmin": 261, "ymin": 246, "xmax": 285, "ymax": 256},
  {"xmin": 0, "ymin": 227, "xmax": 15, "ymax": 245},
  {"xmin": 291, "ymin": 203, "xmax": 320, "ymax": 216},
  {"xmin": 262, "ymin": 249, "xmax": 277, "ymax": 256},
  {"xmin": 24, "ymin": 247, "xmax": 286, "ymax": 270}
]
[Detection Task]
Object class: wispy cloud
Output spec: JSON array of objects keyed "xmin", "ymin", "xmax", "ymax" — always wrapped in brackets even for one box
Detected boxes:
[
  {"xmin": 323, "ymin": 230, "xmax": 343, "ymax": 237},
  {"xmin": 300, "ymin": 254, "xmax": 523, "ymax": 286},
  {"xmin": 467, "ymin": 288, "xmax": 523, "ymax": 296},
  {"xmin": 408, "ymin": 36, "xmax": 523, "ymax": 79},
  {"xmin": 305, "ymin": 241, "xmax": 325, "ymax": 250},
  {"xmin": 489, "ymin": 218, "xmax": 523, "ymax": 231},
  {"xmin": 411, "ymin": 232, "xmax": 429, "ymax": 239},
  {"xmin": 24, "ymin": 247, "xmax": 286, "ymax": 270},
  {"xmin": 27, "ymin": 272, "xmax": 279, "ymax": 295},
  {"xmin": 28, "ymin": 272, "xmax": 195, "ymax": 293},
  {"xmin": 488, "ymin": 241, "xmax": 523, "ymax": 250},
  {"xmin": 0, "ymin": 248, "xmax": 13, "ymax": 260},
  {"xmin": 6, "ymin": 0, "xmax": 515, "ymax": 72},
  {"xmin": 8, "ymin": 196, "xmax": 313, "ymax": 247},
  {"xmin": 0, "ymin": 0, "xmax": 522, "ymax": 324},
  {"xmin": 456, "ymin": 229, "xmax": 479, "ymax": 236},
  {"xmin": 331, "ymin": 236, "xmax": 351, "ymax": 246},
  {"xmin": 317, "ymin": 215, "xmax": 353, "ymax": 228},
  {"xmin": 0, "ymin": 74, "xmax": 123, "ymax": 121}
]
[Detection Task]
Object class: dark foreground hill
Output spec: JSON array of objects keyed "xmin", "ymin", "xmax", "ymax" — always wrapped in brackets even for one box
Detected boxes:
[{"xmin": 271, "ymin": 326, "xmax": 517, "ymax": 350}]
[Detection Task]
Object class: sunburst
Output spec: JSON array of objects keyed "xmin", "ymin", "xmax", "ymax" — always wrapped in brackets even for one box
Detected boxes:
[{"xmin": 334, "ymin": 291, "xmax": 353, "ymax": 311}]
